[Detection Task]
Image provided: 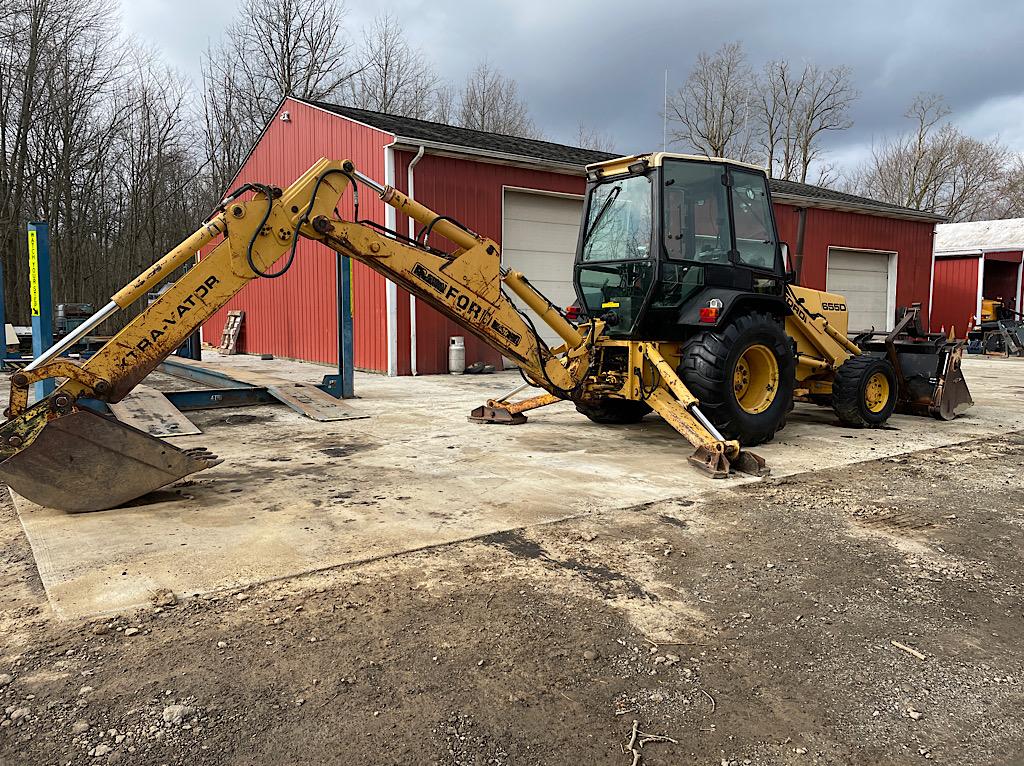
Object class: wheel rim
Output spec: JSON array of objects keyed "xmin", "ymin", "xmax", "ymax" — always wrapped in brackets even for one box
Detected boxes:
[
  {"xmin": 864, "ymin": 371, "xmax": 890, "ymax": 413},
  {"xmin": 732, "ymin": 344, "xmax": 779, "ymax": 415}
]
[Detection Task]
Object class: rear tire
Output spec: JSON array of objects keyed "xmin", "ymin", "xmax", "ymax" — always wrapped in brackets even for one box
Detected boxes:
[
  {"xmin": 679, "ymin": 311, "xmax": 795, "ymax": 446},
  {"xmin": 832, "ymin": 354, "xmax": 898, "ymax": 427},
  {"xmin": 575, "ymin": 399, "xmax": 652, "ymax": 424}
]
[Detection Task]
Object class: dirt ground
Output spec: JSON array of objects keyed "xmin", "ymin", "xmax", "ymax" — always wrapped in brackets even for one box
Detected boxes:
[{"xmin": 2, "ymin": 431, "xmax": 1023, "ymax": 765}]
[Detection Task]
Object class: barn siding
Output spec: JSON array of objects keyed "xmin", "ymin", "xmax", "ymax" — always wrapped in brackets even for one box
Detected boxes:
[
  {"xmin": 204, "ymin": 98, "xmax": 392, "ymax": 372},
  {"xmin": 391, "ymin": 150, "xmax": 586, "ymax": 375},
  {"xmin": 931, "ymin": 256, "xmax": 980, "ymax": 334},
  {"xmin": 773, "ymin": 204, "xmax": 936, "ymax": 328}
]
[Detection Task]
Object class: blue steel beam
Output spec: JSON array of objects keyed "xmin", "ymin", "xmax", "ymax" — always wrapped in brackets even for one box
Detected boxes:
[
  {"xmin": 0, "ymin": 260, "xmax": 6, "ymax": 364},
  {"xmin": 78, "ymin": 386, "xmax": 274, "ymax": 415},
  {"xmin": 164, "ymin": 387, "xmax": 274, "ymax": 410}
]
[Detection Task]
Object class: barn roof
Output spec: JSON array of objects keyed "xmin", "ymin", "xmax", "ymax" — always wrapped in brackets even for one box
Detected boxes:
[
  {"xmin": 304, "ymin": 100, "xmax": 612, "ymax": 169},
  {"xmin": 767, "ymin": 178, "xmax": 944, "ymax": 223},
  {"xmin": 296, "ymin": 98, "xmax": 944, "ymax": 223},
  {"xmin": 934, "ymin": 218, "xmax": 1024, "ymax": 253}
]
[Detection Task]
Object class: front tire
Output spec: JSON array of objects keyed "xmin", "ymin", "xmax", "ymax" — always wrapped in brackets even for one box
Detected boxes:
[
  {"xmin": 832, "ymin": 354, "xmax": 897, "ymax": 427},
  {"xmin": 575, "ymin": 399, "xmax": 652, "ymax": 424},
  {"xmin": 679, "ymin": 311, "xmax": 796, "ymax": 446}
]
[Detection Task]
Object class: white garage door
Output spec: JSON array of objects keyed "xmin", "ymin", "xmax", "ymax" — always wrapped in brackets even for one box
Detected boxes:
[
  {"xmin": 826, "ymin": 249, "xmax": 893, "ymax": 332},
  {"xmin": 502, "ymin": 190, "xmax": 583, "ymax": 348}
]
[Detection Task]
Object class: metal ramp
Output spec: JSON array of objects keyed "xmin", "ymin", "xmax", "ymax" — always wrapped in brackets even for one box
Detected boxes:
[
  {"xmin": 158, "ymin": 357, "xmax": 367, "ymax": 422},
  {"xmin": 108, "ymin": 385, "xmax": 202, "ymax": 436}
]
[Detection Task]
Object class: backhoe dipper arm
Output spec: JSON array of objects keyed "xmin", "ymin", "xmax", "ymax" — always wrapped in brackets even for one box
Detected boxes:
[
  {"xmin": 0, "ymin": 160, "xmax": 354, "ymax": 511},
  {"xmin": 2, "ymin": 159, "xmax": 352, "ymax": 424}
]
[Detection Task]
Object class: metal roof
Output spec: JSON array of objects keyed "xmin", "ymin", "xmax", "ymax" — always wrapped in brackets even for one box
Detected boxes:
[
  {"xmin": 768, "ymin": 178, "xmax": 945, "ymax": 223},
  {"xmin": 298, "ymin": 98, "xmax": 943, "ymax": 223},
  {"xmin": 934, "ymin": 218, "xmax": 1024, "ymax": 253},
  {"xmin": 303, "ymin": 99, "xmax": 612, "ymax": 169}
]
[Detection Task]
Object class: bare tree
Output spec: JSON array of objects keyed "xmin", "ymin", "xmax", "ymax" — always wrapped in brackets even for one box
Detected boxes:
[
  {"xmin": 432, "ymin": 83, "xmax": 457, "ymax": 124},
  {"xmin": 457, "ymin": 59, "xmax": 541, "ymax": 138},
  {"xmin": 756, "ymin": 60, "xmax": 857, "ymax": 183},
  {"xmin": 849, "ymin": 93, "xmax": 1009, "ymax": 221},
  {"xmin": 346, "ymin": 13, "xmax": 437, "ymax": 119},
  {"xmin": 0, "ymin": 0, "xmax": 205, "ymax": 325},
  {"xmin": 201, "ymin": 46, "xmax": 256, "ymax": 196},
  {"xmin": 201, "ymin": 0, "xmax": 356, "ymax": 194},
  {"xmin": 666, "ymin": 42, "xmax": 757, "ymax": 161},
  {"xmin": 992, "ymin": 153, "xmax": 1024, "ymax": 219},
  {"xmin": 231, "ymin": 0, "xmax": 354, "ymax": 125},
  {"xmin": 574, "ymin": 122, "xmax": 617, "ymax": 153}
]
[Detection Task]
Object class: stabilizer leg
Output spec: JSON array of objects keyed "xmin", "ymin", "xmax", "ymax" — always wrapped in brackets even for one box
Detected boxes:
[
  {"xmin": 469, "ymin": 391, "xmax": 561, "ymax": 425},
  {"xmin": 644, "ymin": 387, "xmax": 768, "ymax": 479}
]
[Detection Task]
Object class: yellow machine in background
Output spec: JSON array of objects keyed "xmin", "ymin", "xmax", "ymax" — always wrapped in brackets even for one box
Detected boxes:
[
  {"xmin": 0, "ymin": 153, "xmax": 972, "ymax": 512},
  {"xmin": 981, "ymin": 298, "xmax": 1001, "ymax": 322}
]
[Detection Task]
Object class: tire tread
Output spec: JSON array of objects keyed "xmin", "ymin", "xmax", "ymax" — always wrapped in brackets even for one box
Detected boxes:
[{"xmin": 678, "ymin": 311, "xmax": 795, "ymax": 445}]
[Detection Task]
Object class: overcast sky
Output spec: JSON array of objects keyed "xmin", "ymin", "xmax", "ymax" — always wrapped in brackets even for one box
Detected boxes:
[{"xmin": 121, "ymin": 0, "xmax": 1024, "ymax": 173}]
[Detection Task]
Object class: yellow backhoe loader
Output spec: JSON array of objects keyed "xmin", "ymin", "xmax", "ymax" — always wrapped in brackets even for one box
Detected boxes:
[{"xmin": 0, "ymin": 153, "xmax": 972, "ymax": 512}]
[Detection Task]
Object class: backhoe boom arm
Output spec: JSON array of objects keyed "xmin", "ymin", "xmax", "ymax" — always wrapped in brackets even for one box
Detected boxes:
[{"xmin": 0, "ymin": 157, "xmax": 758, "ymax": 513}]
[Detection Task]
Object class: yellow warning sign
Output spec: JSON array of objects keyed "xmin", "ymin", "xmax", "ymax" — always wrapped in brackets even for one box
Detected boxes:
[{"xmin": 28, "ymin": 229, "xmax": 40, "ymax": 317}]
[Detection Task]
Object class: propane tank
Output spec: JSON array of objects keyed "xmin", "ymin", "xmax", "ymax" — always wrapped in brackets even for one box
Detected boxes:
[{"xmin": 448, "ymin": 336, "xmax": 466, "ymax": 374}]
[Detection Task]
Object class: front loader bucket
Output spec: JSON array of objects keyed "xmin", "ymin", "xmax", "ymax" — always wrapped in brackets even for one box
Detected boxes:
[
  {"xmin": 0, "ymin": 408, "xmax": 221, "ymax": 513},
  {"xmin": 882, "ymin": 341, "xmax": 973, "ymax": 421},
  {"xmin": 859, "ymin": 332, "xmax": 975, "ymax": 421}
]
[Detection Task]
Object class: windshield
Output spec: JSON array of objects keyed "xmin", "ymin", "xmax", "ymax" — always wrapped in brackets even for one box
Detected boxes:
[{"xmin": 579, "ymin": 174, "xmax": 653, "ymax": 262}]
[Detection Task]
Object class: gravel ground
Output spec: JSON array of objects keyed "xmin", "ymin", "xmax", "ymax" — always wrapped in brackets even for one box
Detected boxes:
[{"xmin": 1, "ymin": 432, "xmax": 1022, "ymax": 765}]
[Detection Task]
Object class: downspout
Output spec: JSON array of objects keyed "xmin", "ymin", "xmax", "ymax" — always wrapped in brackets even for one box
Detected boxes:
[
  {"xmin": 976, "ymin": 254, "xmax": 986, "ymax": 330},
  {"xmin": 927, "ymin": 226, "xmax": 936, "ymax": 332},
  {"xmin": 794, "ymin": 207, "xmax": 807, "ymax": 285},
  {"xmin": 1015, "ymin": 254, "xmax": 1023, "ymax": 315},
  {"xmin": 407, "ymin": 145, "xmax": 425, "ymax": 376},
  {"xmin": 384, "ymin": 142, "xmax": 398, "ymax": 376}
]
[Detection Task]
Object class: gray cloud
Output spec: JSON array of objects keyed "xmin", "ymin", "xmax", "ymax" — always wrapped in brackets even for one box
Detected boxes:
[{"xmin": 121, "ymin": 0, "xmax": 1024, "ymax": 170}]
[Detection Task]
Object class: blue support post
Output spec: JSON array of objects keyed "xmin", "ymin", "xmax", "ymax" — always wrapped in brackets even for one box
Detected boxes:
[
  {"xmin": 0, "ymin": 259, "xmax": 6, "ymax": 365},
  {"xmin": 28, "ymin": 221, "xmax": 54, "ymax": 401},
  {"xmin": 319, "ymin": 252, "xmax": 355, "ymax": 399}
]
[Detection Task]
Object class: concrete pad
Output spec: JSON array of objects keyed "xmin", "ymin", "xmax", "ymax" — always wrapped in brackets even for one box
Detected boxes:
[{"xmin": 11, "ymin": 354, "xmax": 1024, "ymax": 617}]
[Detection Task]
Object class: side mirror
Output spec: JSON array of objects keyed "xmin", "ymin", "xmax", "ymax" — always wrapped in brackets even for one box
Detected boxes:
[{"xmin": 779, "ymin": 241, "xmax": 791, "ymax": 269}]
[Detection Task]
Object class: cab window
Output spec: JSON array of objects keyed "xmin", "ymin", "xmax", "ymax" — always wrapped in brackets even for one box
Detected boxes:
[
  {"xmin": 662, "ymin": 160, "xmax": 730, "ymax": 263},
  {"xmin": 731, "ymin": 169, "xmax": 777, "ymax": 271}
]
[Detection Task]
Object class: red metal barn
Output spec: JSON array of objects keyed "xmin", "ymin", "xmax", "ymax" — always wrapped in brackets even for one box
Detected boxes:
[
  {"xmin": 206, "ymin": 98, "xmax": 942, "ymax": 374},
  {"xmin": 931, "ymin": 219, "xmax": 1024, "ymax": 334}
]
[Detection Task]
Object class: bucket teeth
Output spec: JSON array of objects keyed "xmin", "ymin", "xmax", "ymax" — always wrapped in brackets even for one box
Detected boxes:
[
  {"xmin": 0, "ymin": 408, "xmax": 221, "ymax": 513},
  {"xmin": 182, "ymin": 447, "xmax": 222, "ymax": 466}
]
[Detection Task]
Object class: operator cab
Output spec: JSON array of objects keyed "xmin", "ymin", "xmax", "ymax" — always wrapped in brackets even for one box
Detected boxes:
[{"xmin": 573, "ymin": 153, "xmax": 787, "ymax": 340}]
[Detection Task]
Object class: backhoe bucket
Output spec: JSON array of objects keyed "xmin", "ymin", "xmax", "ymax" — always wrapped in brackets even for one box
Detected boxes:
[{"xmin": 0, "ymin": 408, "xmax": 221, "ymax": 513}]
